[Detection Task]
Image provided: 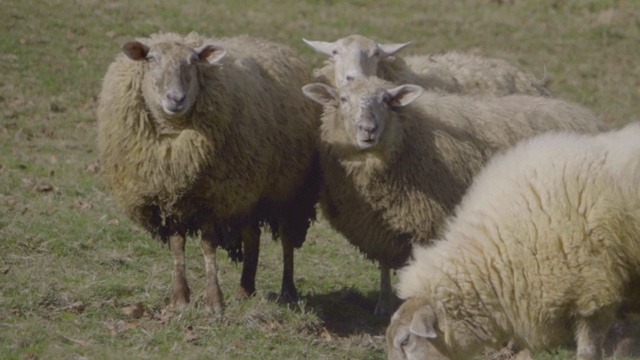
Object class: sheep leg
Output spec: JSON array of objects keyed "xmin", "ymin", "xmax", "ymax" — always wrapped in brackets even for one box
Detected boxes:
[
  {"xmin": 237, "ymin": 224, "xmax": 260, "ymax": 298},
  {"xmin": 575, "ymin": 313, "xmax": 613, "ymax": 360},
  {"xmin": 200, "ymin": 231, "xmax": 224, "ymax": 314},
  {"xmin": 278, "ymin": 232, "xmax": 298, "ymax": 303},
  {"xmin": 169, "ymin": 233, "xmax": 190, "ymax": 308},
  {"xmin": 374, "ymin": 264, "xmax": 398, "ymax": 316}
]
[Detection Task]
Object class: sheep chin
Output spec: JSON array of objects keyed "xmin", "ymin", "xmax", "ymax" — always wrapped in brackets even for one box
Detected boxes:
[{"xmin": 161, "ymin": 101, "xmax": 190, "ymax": 117}]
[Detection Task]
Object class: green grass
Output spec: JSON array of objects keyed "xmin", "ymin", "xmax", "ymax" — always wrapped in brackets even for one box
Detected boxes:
[{"xmin": 1, "ymin": 0, "xmax": 640, "ymax": 358}]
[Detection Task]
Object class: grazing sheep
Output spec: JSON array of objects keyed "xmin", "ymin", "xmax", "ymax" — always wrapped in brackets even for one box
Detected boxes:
[
  {"xmin": 303, "ymin": 34, "xmax": 550, "ymax": 96},
  {"xmin": 387, "ymin": 122, "xmax": 640, "ymax": 360},
  {"xmin": 97, "ymin": 32, "xmax": 321, "ymax": 313},
  {"xmin": 301, "ymin": 77, "xmax": 607, "ymax": 315}
]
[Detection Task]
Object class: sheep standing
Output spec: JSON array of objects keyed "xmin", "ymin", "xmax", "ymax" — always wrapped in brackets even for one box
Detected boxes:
[
  {"xmin": 97, "ymin": 32, "xmax": 321, "ymax": 313},
  {"xmin": 387, "ymin": 123, "xmax": 640, "ymax": 360},
  {"xmin": 302, "ymin": 77, "xmax": 607, "ymax": 315},
  {"xmin": 421, "ymin": 51, "xmax": 551, "ymax": 96},
  {"xmin": 303, "ymin": 34, "xmax": 550, "ymax": 96}
]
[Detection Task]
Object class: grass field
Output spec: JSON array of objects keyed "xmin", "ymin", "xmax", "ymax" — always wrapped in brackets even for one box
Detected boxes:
[{"xmin": 1, "ymin": 0, "xmax": 640, "ymax": 359}]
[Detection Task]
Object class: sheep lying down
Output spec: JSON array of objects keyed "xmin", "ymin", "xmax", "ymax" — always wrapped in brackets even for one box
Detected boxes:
[{"xmin": 387, "ymin": 123, "xmax": 640, "ymax": 360}]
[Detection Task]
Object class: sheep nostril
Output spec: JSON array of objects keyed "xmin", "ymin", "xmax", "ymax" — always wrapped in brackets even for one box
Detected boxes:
[
  {"xmin": 358, "ymin": 123, "xmax": 378, "ymax": 133},
  {"xmin": 346, "ymin": 75, "xmax": 354, "ymax": 82},
  {"xmin": 167, "ymin": 93, "xmax": 186, "ymax": 105}
]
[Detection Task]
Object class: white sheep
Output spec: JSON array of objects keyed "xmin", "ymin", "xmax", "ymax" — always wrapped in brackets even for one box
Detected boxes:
[
  {"xmin": 301, "ymin": 77, "xmax": 607, "ymax": 315},
  {"xmin": 97, "ymin": 32, "xmax": 321, "ymax": 313},
  {"xmin": 387, "ymin": 122, "xmax": 640, "ymax": 360},
  {"xmin": 303, "ymin": 34, "xmax": 550, "ymax": 96}
]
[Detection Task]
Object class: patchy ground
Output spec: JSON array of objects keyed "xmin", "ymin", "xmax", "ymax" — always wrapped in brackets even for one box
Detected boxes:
[{"xmin": 2, "ymin": 0, "xmax": 640, "ymax": 359}]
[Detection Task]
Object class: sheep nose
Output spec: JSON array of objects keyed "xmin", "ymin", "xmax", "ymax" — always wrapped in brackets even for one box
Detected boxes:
[
  {"xmin": 167, "ymin": 92, "xmax": 186, "ymax": 105},
  {"xmin": 358, "ymin": 122, "xmax": 378, "ymax": 134}
]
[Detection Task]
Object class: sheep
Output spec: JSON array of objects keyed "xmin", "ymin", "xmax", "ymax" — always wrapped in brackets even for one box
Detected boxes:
[
  {"xmin": 387, "ymin": 122, "xmax": 640, "ymax": 360},
  {"xmin": 303, "ymin": 34, "xmax": 550, "ymax": 96},
  {"xmin": 97, "ymin": 32, "xmax": 321, "ymax": 314},
  {"xmin": 421, "ymin": 51, "xmax": 551, "ymax": 96},
  {"xmin": 303, "ymin": 35, "xmax": 460, "ymax": 93},
  {"xmin": 301, "ymin": 77, "xmax": 608, "ymax": 315}
]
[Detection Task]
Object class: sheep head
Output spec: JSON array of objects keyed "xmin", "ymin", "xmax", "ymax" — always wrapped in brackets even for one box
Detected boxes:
[
  {"xmin": 302, "ymin": 78, "xmax": 423, "ymax": 152},
  {"xmin": 386, "ymin": 297, "xmax": 448, "ymax": 360},
  {"xmin": 303, "ymin": 35, "xmax": 411, "ymax": 87},
  {"xmin": 122, "ymin": 39, "xmax": 226, "ymax": 121}
]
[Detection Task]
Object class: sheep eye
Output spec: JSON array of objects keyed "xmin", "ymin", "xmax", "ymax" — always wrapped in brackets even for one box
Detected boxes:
[
  {"xmin": 395, "ymin": 333, "xmax": 410, "ymax": 349},
  {"xmin": 401, "ymin": 336, "xmax": 409, "ymax": 347},
  {"xmin": 339, "ymin": 96, "xmax": 348, "ymax": 103},
  {"xmin": 332, "ymin": 49, "xmax": 338, "ymax": 56},
  {"xmin": 147, "ymin": 55, "xmax": 157, "ymax": 63}
]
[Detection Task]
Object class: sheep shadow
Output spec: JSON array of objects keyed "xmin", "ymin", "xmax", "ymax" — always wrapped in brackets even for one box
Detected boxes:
[{"xmin": 300, "ymin": 287, "xmax": 389, "ymax": 337}]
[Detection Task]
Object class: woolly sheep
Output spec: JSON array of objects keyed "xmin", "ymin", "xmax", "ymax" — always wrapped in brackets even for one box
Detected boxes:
[
  {"xmin": 301, "ymin": 77, "xmax": 607, "ymax": 315},
  {"xmin": 387, "ymin": 122, "xmax": 640, "ymax": 360},
  {"xmin": 303, "ymin": 34, "xmax": 550, "ymax": 96},
  {"xmin": 423, "ymin": 51, "xmax": 551, "ymax": 96},
  {"xmin": 97, "ymin": 32, "xmax": 321, "ymax": 313}
]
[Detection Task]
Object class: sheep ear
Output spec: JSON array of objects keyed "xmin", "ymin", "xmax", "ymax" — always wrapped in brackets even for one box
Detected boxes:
[
  {"xmin": 387, "ymin": 85, "xmax": 424, "ymax": 108},
  {"xmin": 122, "ymin": 41, "xmax": 149, "ymax": 61},
  {"xmin": 378, "ymin": 41, "xmax": 411, "ymax": 57},
  {"xmin": 302, "ymin": 83, "xmax": 339, "ymax": 106},
  {"xmin": 195, "ymin": 44, "xmax": 227, "ymax": 65},
  {"xmin": 303, "ymin": 39, "xmax": 336, "ymax": 57},
  {"xmin": 410, "ymin": 304, "xmax": 438, "ymax": 339}
]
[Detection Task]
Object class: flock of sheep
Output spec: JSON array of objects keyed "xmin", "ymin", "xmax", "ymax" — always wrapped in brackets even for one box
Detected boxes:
[{"xmin": 96, "ymin": 31, "xmax": 640, "ymax": 360}]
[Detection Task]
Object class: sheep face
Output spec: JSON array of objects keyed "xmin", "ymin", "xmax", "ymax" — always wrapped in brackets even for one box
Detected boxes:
[
  {"xmin": 122, "ymin": 40, "xmax": 226, "ymax": 121},
  {"xmin": 303, "ymin": 35, "xmax": 410, "ymax": 87},
  {"xmin": 302, "ymin": 80, "xmax": 423, "ymax": 151},
  {"xmin": 386, "ymin": 298, "xmax": 452, "ymax": 360}
]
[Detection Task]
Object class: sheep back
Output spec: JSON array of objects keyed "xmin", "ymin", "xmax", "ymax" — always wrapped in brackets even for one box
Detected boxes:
[
  {"xmin": 382, "ymin": 55, "xmax": 463, "ymax": 94},
  {"xmin": 429, "ymin": 51, "xmax": 552, "ymax": 96}
]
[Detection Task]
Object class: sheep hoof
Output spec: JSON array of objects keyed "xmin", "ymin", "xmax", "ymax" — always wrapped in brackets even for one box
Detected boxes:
[
  {"xmin": 170, "ymin": 297, "xmax": 189, "ymax": 309},
  {"xmin": 277, "ymin": 291, "xmax": 298, "ymax": 304},
  {"xmin": 170, "ymin": 287, "xmax": 190, "ymax": 309},
  {"xmin": 266, "ymin": 290, "xmax": 298, "ymax": 304},
  {"xmin": 236, "ymin": 287, "xmax": 255, "ymax": 299},
  {"xmin": 208, "ymin": 303, "xmax": 224, "ymax": 315},
  {"xmin": 205, "ymin": 293, "xmax": 224, "ymax": 315}
]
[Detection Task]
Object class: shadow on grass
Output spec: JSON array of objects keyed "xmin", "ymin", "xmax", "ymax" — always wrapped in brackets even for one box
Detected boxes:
[{"xmin": 301, "ymin": 287, "xmax": 389, "ymax": 337}]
